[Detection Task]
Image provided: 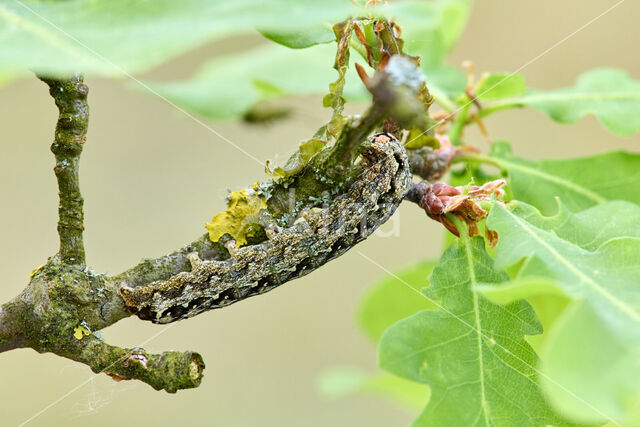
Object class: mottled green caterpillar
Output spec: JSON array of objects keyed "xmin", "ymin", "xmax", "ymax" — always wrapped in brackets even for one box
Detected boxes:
[{"xmin": 119, "ymin": 134, "xmax": 411, "ymax": 323}]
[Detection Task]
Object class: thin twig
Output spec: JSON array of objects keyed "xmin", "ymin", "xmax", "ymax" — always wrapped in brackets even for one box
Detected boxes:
[{"xmin": 39, "ymin": 73, "xmax": 89, "ymax": 266}]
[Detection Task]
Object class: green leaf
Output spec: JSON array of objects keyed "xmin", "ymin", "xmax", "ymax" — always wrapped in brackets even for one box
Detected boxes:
[
  {"xmin": 541, "ymin": 300, "xmax": 640, "ymax": 425},
  {"xmin": 146, "ymin": 0, "xmax": 471, "ymax": 119},
  {"xmin": 260, "ymin": 24, "xmax": 335, "ymax": 49},
  {"xmin": 392, "ymin": 0, "xmax": 471, "ymax": 101},
  {"xmin": 478, "ymin": 200, "xmax": 640, "ymax": 352},
  {"xmin": 487, "ymin": 141, "xmax": 640, "ymax": 215},
  {"xmin": 260, "ymin": 0, "xmax": 472, "ymax": 54},
  {"xmin": 0, "ymin": 0, "xmax": 469, "ymax": 79},
  {"xmin": 148, "ymin": 42, "xmax": 362, "ymax": 119},
  {"xmin": 358, "ymin": 261, "xmax": 436, "ymax": 343},
  {"xmin": 477, "ymin": 276, "xmax": 567, "ymax": 305},
  {"xmin": 380, "ymin": 237, "xmax": 570, "ymax": 426},
  {"xmin": 318, "ymin": 367, "xmax": 429, "ymax": 410},
  {"xmin": 474, "ymin": 73, "xmax": 526, "ymax": 101},
  {"xmin": 488, "ymin": 201, "xmax": 640, "ymax": 324},
  {"xmin": 347, "ymin": 262, "xmax": 436, "ymax": 413},
  {"xmin": 487, "ymin": 201, "xmax": 640, "ymax": 424},
  {"xmin": 363, "ymin": 373, "xmax": 430, "ymax": 410},
  {"xmin": 521, "ymin": 293, "xmax": 571, "ymax": 355},
  {"xmin": 397, "ymin": 0, "xmax": 471, "ymax": 69},
  {"xmin": 526, "ymin": 69, "xmax": 640, "ymax": 136},
  {"xmin": 0, "ymin": 0, "xmax": 368, "ymax": 78},
  {"xmin": 484, "ymin": 69, "xmax": 640, "ymax": 136},
  {"xmin": 437, "ymin": 0, "xmax": 471, "ymax": 52},
  {"xmin": 424, "ymin": 64, "xmax": 467, "ymax": 103}
]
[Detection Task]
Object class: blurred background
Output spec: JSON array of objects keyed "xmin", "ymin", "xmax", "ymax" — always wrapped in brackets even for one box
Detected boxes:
[{"xmin": 1, "ymin": 1, "xmax": 638, "ymax": 425}]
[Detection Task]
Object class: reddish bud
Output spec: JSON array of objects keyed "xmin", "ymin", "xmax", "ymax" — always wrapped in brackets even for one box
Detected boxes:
[{"xmin": 414, "ymin": 179, "xmax": 506, "ymax": 239}]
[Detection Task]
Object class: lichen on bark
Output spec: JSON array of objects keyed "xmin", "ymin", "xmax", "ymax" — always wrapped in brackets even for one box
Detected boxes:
[{"xmin": 39, "ymin": 73, "xmax": 89, "ymax": 266}]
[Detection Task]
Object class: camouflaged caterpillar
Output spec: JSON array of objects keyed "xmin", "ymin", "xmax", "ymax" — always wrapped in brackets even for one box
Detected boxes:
[{"xmin": 119, "ymin": 133, "xmax": 412, "ymax": 323}]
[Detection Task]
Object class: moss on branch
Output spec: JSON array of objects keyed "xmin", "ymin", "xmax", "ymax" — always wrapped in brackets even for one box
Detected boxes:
[
  {"xmin": 39, "ymin": 74, "xmax": 89, "ymax": 266},
  {"xmin": 71, "ymin": 336, "xmax": 204, "ymax": 393},
  {"xmin": 0, "ymin": 258, "xmax": 202, "ymax": 392}
]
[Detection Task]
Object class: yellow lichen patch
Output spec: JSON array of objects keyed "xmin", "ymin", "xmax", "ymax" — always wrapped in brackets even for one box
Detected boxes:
[
  {"xmin": 205, "ymin": 189, "xmax": 268, "ymax": 247},
  {"xmin": 73, "ymin": 325, "xmax": 90, "ymax": 340},
  {"xmin": 28, "ymin": 264, "xmax": 45, "ymax": 279}
]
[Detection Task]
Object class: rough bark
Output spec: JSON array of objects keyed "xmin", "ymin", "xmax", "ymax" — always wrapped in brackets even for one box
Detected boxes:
[{"xmin": 39, "ymin": 74, "xmax": 89, "ymax": 266}]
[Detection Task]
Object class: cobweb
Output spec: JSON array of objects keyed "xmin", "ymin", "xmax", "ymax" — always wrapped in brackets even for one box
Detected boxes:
[{"xmin": 69, "ymin": 370, "xmax": 137, "ymax": 418}]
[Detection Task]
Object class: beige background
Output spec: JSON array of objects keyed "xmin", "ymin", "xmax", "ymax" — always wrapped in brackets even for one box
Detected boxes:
[{"xmin": 1, "ymin": 1, "xmax": 639, "ymax": 426}]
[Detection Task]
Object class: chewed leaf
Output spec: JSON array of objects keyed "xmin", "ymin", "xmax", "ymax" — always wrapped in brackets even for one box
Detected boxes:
[
  {"xmin": 321, "ymin": 20, "xmax": 354, "ymax": 138},
  {"xmin": 205, "ymin": 188, "xmax": 268, "ymax": 247}
]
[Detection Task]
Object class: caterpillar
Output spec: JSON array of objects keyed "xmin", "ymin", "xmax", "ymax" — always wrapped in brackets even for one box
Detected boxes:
[{"xmin": 119, "ymin": 133, "xmax": 411, "ymax": 323}]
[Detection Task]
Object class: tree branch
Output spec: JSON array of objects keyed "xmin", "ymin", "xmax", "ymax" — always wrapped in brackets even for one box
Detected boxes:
[
  {"xmin": 0, "ymin": 257, "xmax": 204, "ymax": 391},
  {"xmin": 0, "ymin": 49, "xmax": 443, "ymax": 392},
  {"xmin": 39, "ymin": 74, "xmax": 89, "ymax": 267},
  {"xmin": 0, "ymin": 76, "xmax": 207, "ymax": 392},
  {"xmin": 0, "ymin": 306, "xmax": 22, "ymax": 352},
  {"xmin": 66, "ymin": 335, "xmax": 204, "ymax": 393}
]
